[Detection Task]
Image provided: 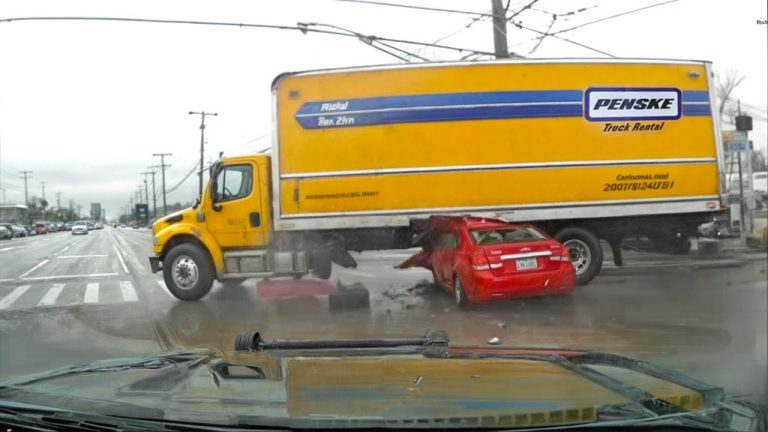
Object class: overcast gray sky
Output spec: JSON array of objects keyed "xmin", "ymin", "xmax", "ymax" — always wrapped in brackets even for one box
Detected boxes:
[{"xmin": 0, "ymin": 0, "xmax": 766, "ymax": 219}]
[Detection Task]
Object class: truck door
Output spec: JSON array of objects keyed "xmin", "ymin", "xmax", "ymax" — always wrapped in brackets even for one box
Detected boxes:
[{"xmin": 206, "ymin": 162, "xmax": 266, "ymax": 248}]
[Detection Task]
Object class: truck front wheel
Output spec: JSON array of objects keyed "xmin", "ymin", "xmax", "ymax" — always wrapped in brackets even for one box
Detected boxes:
[
  {"xmin": 311, "ymin": 251, "xmax": 332, "ymax": 280},
  {"xmin": 163, "ymin": 243, "xmax": 215, "ymax": 301},
  {"xmin": 554, "ymin": 227, "xmax": 603, "ymax": 285}
]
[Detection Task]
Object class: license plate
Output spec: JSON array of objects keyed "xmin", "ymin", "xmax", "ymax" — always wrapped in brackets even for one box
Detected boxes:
[{"xmin": 515, "ymin": 257, "xmax": 538, "ymax": 271}]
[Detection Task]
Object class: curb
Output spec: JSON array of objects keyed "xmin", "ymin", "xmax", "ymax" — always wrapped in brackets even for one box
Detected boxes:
[{"xmin": 601, "ymin": 258, "xmax": 747, "ymax": 275}]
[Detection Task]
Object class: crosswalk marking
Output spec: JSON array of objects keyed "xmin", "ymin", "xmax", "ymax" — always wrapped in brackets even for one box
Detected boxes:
[
  {"xmin": 120, "ymin": 281, "xmax": 138, "ymax": 302},
  {"xmin": 84, "ymin": 283, "xmax": 99, "ymax": 303},
  {"xmin": 0, "ymin": 285, "xmax": 30, "ymax": 309},
  {"xmin": 38, "ymin": 283, "xmax": 65, "ymax": 306}
]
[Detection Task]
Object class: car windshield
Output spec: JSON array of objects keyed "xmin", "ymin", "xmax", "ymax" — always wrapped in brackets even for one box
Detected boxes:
[
  {"xmin": 470, "ymin": 227, "xmax": 548, "ymax": 244},
  {"xmin": 0, "ymin": 1, "xmax": 766, "ymax": 430}
]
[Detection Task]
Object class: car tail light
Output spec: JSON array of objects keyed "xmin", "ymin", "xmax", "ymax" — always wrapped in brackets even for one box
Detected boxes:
[
  {"xmin": 471, "ymin": 254, "xmax": 490, "ymax": 271},
  {"xmin": 550, "ymin": 248, "xmax": 570, "ymax": 262}
]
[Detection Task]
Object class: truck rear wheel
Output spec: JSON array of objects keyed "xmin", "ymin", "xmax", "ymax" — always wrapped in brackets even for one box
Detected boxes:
[
  {"xmin": 163, "ymin": 243, "xmax": 214, "ymax": 301},
  {"xmin": 555, "ymin": 227, "xmax": 602, "ymax": 285}
]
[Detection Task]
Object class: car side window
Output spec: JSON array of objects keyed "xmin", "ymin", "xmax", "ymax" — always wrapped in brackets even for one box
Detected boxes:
[{"xmin": 214, "ymin": 164, "xmax": 253, "ymax": 202}]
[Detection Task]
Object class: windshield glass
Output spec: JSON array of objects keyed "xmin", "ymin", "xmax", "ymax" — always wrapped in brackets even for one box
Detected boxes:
[
  {"xmin": 0, "ymin": 1, "xmax": 766, "ymax": 430},
  {"xmin": 470, "ymin": 227, "xmax": 548, "ymax": 244}
]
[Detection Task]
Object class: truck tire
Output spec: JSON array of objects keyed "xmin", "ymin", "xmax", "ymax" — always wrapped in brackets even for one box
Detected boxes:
[
  {"xmin": 311, "ymin": 252, "xmax": 332, "ymax": 280},
  {"xmin": 163, "ymin": 243, "xmax": 215, "ymax": 301},
  {"xmin": 555, "ymin": 227, "xmax": 602, "ymax": 285}
]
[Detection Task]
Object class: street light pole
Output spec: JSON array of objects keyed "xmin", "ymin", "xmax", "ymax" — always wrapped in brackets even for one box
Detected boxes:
[
  {"xmin": 146, "ymin": 168, "xmax": 158, "ymax": 218},
  {"xmin": 189, "ymin": 111, "xmax": 218, "ymax": 199}
]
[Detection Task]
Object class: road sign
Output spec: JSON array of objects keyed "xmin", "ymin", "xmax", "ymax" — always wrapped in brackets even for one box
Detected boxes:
[
  {"xmin": 135, "ymin": 204, "xmax": 149, "ymax": 226},
  {"xmin": 723, "ymin": 130, "xmax": 748, "ymax": 152}
]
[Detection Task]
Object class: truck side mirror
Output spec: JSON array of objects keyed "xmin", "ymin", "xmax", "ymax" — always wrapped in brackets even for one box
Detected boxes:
[{"xmin": 210, "ymin": 180, "xmax": 222, "ymax": 212}]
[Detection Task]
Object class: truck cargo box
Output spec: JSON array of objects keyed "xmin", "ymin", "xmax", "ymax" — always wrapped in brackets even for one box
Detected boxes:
[{"xmin": 272, "ymin": 60, "xmax": 723, "ymax": 232}]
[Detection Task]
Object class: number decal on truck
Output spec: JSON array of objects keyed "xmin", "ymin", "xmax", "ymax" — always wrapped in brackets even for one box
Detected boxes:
[{"xmin": 602, "ymin": 181, "xmax": 675, "ymax": 192}]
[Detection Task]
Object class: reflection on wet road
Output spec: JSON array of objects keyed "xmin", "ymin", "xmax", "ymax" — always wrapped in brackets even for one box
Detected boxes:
[{"xmin": 0, "ymin": 227, "xmax": 766, "ymax": 405}]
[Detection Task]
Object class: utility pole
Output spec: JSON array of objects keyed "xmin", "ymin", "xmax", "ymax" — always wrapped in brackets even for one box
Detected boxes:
[
  {"xmin": 141, "ymin": 171, "xmax": 152, "ymax": 216},
  {"xmin": 19, "ymin": 170, "xmax": 32, "ymax": 209},
  {"xmin": 189, "ymin": 111, "xmax": 218, "ymax": 198},
  {"xmin": 491, "ymin": 0, "xmax": 510, "ymax": 59},
  {"xmin": 41, "ymin": 181, "xmax": 46, "ymax": 201},
  {"xmin": 146, "ymin": 168, "xmax": 158, "ymax": 218},
  {"xmin": 55, "ymin": 191, "xmax": 61, "ymax": 210},
  {"xmin": 152, "ymin": 153, "xmax": 172, "ymax": 216}
]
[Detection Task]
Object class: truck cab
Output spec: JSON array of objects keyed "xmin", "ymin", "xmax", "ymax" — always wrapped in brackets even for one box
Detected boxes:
[{"xmin": 150, "ymin": 155, "xmax": 313, "ymax": 301}]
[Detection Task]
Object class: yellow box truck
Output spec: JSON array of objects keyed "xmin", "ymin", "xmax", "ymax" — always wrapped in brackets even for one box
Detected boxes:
[{"xmin": 150, "ymin": 59, "xmax": 724, "ymax": 300}]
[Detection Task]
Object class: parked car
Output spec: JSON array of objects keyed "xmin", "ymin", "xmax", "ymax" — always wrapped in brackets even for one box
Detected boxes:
[
  {"xmin": 398, "ymin": 216, "xmax": 575, "ymax": 307},
  {"xmin": 0, "ymin": 223, "xmax": 24, "ymax": 238},
  {"xmin": 11, "ymin": 224, "xmax": 27, "ymax": 237},
  {"xmin": 33, "ymin": 223, "xmax": 49, "ymax": 234},
  {"xmin": 62, "ymin": 222, "xmax": 73, "ymax": 231},
  {"xmin": 72, "ymin": 221, "xmax": 89, "ymax": 235},
  {"xmin": 0, "ymin": 225, "xmax": 11, "ymax": 240},
  {"xmin": 22, "ymin": 225, "xmax": 36, "ymax": 236}
]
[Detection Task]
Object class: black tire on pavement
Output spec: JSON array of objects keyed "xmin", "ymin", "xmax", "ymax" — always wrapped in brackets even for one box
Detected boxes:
[
  {"xmin": 329, "ymin": 287, "xmax": 370, "ymax": 311},
  {"xmin": 163, "ymin": 242, "xmax": 215, "ymax": 301},
  {"xmin": 554, "ymin": 227, "xmax": 603, "ymax": 286},
  {"xmin": 453, "ymin": 275, "xmax": 468, "ymax": 309},
  {"xmin": 311, "ymin": 251, "xmax": 332, "ymax": 280}
]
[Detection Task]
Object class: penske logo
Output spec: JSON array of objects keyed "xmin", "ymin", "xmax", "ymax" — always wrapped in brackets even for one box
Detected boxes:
[{"xmin": 585, "ymin": 88, "xmax": 681, "ymax": 121}]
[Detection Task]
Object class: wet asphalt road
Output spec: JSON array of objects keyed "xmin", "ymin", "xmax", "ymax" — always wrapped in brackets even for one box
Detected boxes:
[{"xmin": 0, "ymin": 227, "xmax": 766, "ymax": 405}]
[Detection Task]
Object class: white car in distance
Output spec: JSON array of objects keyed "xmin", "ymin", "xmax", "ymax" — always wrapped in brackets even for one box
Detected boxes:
[{"xmin": 72, "ymin": 221, "xmax": 89, "ymax": 235}]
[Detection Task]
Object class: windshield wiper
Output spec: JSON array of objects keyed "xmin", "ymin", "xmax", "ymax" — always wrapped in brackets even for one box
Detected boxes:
[
  {"xmin": 0, "ymin": 350, "xmax": 212, "ymax": 388},
  {"xmin": 233, "ymin": 328, "xmax": 449, "ymax": 351}
]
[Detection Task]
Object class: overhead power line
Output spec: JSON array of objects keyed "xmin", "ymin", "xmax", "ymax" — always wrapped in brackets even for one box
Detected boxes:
[
  {"xmin": 330, "ymin": 0, "xmax": 492, "ymax": 17},
  {"xmin": 552, "ymin": 0, "xmax": 681, "ymax": 35},
  {"xmin": 510, "ymin": 19, "xmax": 614, "ymax": 57},
  {"xmin": 0, "ymin": 16, "xmax": 495, "ymax": 58}
]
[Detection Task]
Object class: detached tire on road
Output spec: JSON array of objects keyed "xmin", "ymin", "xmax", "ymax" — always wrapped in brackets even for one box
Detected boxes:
[
  {"xmin": 329, "ymin": 286, "xmax": 370, "ymax": 311},
  {"xmin": 163, "ymin": 243, "xmax": 215, "ymax": 301},
  {"xmin": 555, "ymin": 227, "xmax": 602, "ymax": 286}
]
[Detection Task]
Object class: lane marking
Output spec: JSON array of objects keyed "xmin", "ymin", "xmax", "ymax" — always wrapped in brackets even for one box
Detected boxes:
[
  {"xmin": 22, "ymin": 273, "xmax": 118, "ymax": 281},
  {"xmin": 38, "ymin": 283, "xmax": 65, "ymax": 306},
  {"xmin": 56, "ymin": 255, "xmax": 108, "ymax": 259},
  {"xmin": 0, "ymin": 285, "xmax": 30, "ymax": 309},
  {"xmin": 59, "ymin": 245, "xmax": 71, "ymax": 253},
  {"xmin": 0, "ymin": 247, "xmax": 15, "ymax": 252},
  {"xmin": 19, "ymin": 259, "xmax": 49, "ymax": 279},
  {"xmin": 113, "ymin": 244, "xmax": 129, "ymax": 274},
  {"xmin": 0, "ymin": 279, "xmax": 14, "ymax": 282},
  {"xmin": 84, "ymin": 283, "xmax": 99, "ymax": 303},
  {"xmin": 120, "ymin": 281, "xmax": 138, "ymax": 302},
  {"xmin": 156, "ymin": 280, "xmax": 176, "ymax": 300}
]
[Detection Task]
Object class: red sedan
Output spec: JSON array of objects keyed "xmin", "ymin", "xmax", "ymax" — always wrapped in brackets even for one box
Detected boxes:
[{"xmin": 398, "ymin": 216, "xmax": 574, "ymax": 307}]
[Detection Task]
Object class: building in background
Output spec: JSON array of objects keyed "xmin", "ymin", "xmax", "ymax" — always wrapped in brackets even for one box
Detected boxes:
[
  {"xmin": 0, "ymin": 204, "xmax": 29, "ymax": 224},
  {"xmin": 90, "ymin": 202, "xmax": 102, "ymax": 222}
]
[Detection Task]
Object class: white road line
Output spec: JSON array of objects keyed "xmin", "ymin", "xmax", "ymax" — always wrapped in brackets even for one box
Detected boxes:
[
  {"xmin": 56, "ymin": 255, "xmax": 108, "ymax": 259},
  {"xmin": 0, "ymin": 279, "xmax": 14, "ymax": 283},
  {"xmin": 156, "ymin": 280, "xmax": 176, "ymax": 300},
  {"xmin": 59, "ymin": 245, "xmax": 71, "ymax": 253},
  {"xmin": 38, "ymin": 283, "xmax": 65, "ymax": 306},
  {"xmin": 113, "ymin": 244, "xmax": 129, "ymax": 274},
  {"xmin": 22, "ymin": 273, "xmax": 118, "ymax": 281},
  {"xmin": 0, "ymin": 247, "xmax": 15, "ymax": 252},
  {"xmin": 120, "ymin": 281, "xmax": 138, "ymax": 302},
  {"xmin": 19, "ymin": 259, "xmax": 49, "ymax": 279},
  {"xmin": 0, "ymin": 285, "xmax": 30, "ymax": 309},
  {"xmin": 84, "ymin": 283, "xmax": 99, "ymax": 303}
]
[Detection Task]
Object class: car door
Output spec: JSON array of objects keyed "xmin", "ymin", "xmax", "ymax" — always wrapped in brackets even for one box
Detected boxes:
[{"xmin": 206, "ymin": 162, "xmax": 265, "ymax": 248}]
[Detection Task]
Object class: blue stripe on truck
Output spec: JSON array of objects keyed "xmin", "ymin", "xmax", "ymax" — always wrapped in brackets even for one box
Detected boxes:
[{"xmin": 295, "ymin": 89, "xmax": 710, "ymax": 129}]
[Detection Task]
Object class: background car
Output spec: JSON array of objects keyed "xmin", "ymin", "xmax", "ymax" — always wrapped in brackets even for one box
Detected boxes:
[
  {"xmin": 398, "ymin": 216, "xmax": 575, "ymax": 307},
  {"xmin": 33, "ymin": 223, "xmax": 49, "ymax": 234},
  {"xmin": 0, "ymin": 223, "xmax": 24, "ymax": 238},
  {"xmin": 22, "ymin": 225, "xmax": 36, "ymax": 236},
  {"xmin": 0, "ymin": 225, "xmax": 11, "ymax": 240},
  {"xmin": 71, "ymin": 221, "xmax": 89, "ymax": 235}
]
